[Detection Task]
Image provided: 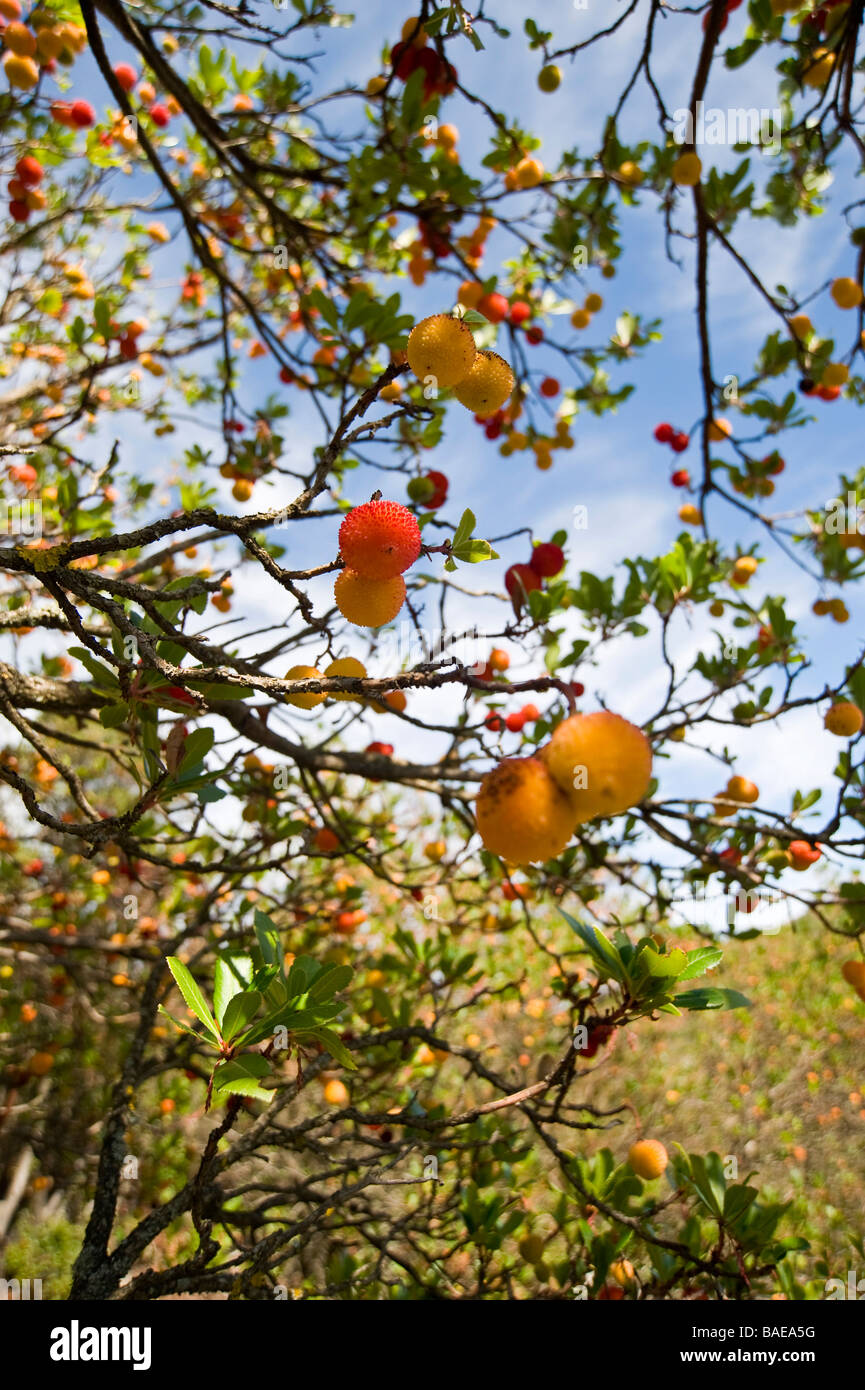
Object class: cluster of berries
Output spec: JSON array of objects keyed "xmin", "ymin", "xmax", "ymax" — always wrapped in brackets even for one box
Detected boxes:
[
  {"xmin": 2, "ymin": 5, "xmax": 86, "ymax": 91},
  {"xmin": 7, "ymin": 153, "xmax": 43, "ymax": 223},
  {"xmin": 333, "ymin": 498, "xmax": 422, "ymax": 629},
  {"xmin": 503, "ymin": 541, "xmax": 565, "ymax": 615},
  {"xmin": 406, "ymin": 312, "xmax": 515, "ymax": 415},
  {"xmin": 364, "ymin": 18, "xmax": 456, "ymax": 102}
]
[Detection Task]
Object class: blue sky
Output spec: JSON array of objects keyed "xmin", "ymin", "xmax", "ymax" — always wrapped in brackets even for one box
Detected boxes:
[{"xmin": 4, "ymin": 2, "xmax": 862, "ymax": 906}]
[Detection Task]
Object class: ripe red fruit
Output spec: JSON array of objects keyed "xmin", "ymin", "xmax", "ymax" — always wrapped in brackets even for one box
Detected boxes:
[
  {"xmin": 505, "ymin": 711, "xmax": 526, "ymax": 733},
  {"xmin": 789, "ymin": 840, "xmax": 821, "ymax": 871},
  {"xmin": 539, "ymin": 376, "xmax": 560, "ymax": 398},
  {"xmin": 113, "ymin": 63, "xmax": 137, "ymax": 91},
  {"xmin": 69, "ymin": 101, "xmax": 96, "ymax": 129},
  {"xmin": 484, "ymin": 712, "xmax": 503, "ymax": 732},
  {"xmin": 520, "ymin": 703, "xmax": 540, "ymax": 722},
  {"xmin": 485, "ymin": 418, "xmax": 502, "ymax": 439},
  {"xmin": 9, "ymin": 199, "xmax": 30, "ymax": 222},
  {"xmin": 671, "ymin": 469, "xmax": 690, "ymax": 487},
  {"xmin": 529, "ymin": 542, "xmax": 564, "ymax": 578},
  {"xmin": 15, "ymin": 155, "xmax": 42, "ymax": 186},
  {"xmin": 671, "ymin": 431, "xmax": 690, "ymax": 453},
  {"xmin": 478, "ymin": 292, "xmax": 509, "ymax": 324},
  {"xmin": 422, "ymin": 469, "xmax": 448, "ymax": 509},
  {"xmin": 365, "ymin": 741, "xmax": 394, "ymax": 756},
  {"xmin": 571, "ymin": 681, "xmax": 585, "ymax": 697},
  {"xmin": 525, "ymin": 326, "xmax": 543, "ymax": 345},
  {"xmin": 817, "ymin": 385, "xmax": 840, "ymax": 402},
  {"xmin": 509, "ymin": 300, "xmax": 531, "ymax": 326},
  {"xmin": 339, "ymin": 498, "xmax": 422, "ymax": 579},
  {"xmin": 504, "ymin": 563, "xmax": 542, "ymax": 610},
  {"xmin": 279, "ymin": 366, "xmax": 294, "ymax": 384},
  {"xmin": 390, "ymin": 41, "xmax": 423, "ymax": 80},
  {"xmin": 149, "ymin": 104, "xmax": 170, "ymax": 127},
  {"xmin": 718, "ymin": 847, "xmax": 742, "ymax": 867},
  {"xmin": 654, "ymin": 422, "xmax": 674, "ymax": 443}
]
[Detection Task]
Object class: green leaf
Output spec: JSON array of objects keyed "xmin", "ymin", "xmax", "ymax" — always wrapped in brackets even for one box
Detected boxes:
[
  {"xmin": 166, "ymin": 956, "xmax": 220, "ymax": 1039},
  {"xmin": 99, "ymin": 702, "xmax": 129, "ymax": 729},
  {"xmin": 676, "ymin": 987, "xmax": 752, "ymax": 1012},
  {"xmin": 213, "ymin": 953, "xmax": 252, "ymax": 1024},
  {"xmin": 221, "ymin": 989, "xmax": 262, "ymax": 1041},
  {"xmin": 678, "ymin": 947, "xmax": 723, "ymax": 980},
  {"xmin": 306, "ymin": 963, "xmax": 353, "ymax": 1004},
  {"xmin": 307, "ymin": 1025, "xmax": 357, "ymax": 1071},
  {"xmin": 179, "ymin": 727, "xmax": 215, "ymax": 770}
]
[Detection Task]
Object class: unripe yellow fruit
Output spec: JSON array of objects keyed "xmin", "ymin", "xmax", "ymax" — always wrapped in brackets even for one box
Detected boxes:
[
  {"xmin": 830, "ymin": 598, "xmax": 849, "ymax": 623},
  {"xmin": 803, "ymin": 48, "xmax": 835, "ymax": 89},
  {"xmin": 515, "ymin": 157, "xmax": 544, "ymax": 188},
  {"xmin": 537, "ymin": 65, "xmax": 561, "ymax": 93},
  {"xmin": 366, "ymin": 75, "xmax": 387, "ymax": 97},
  {"xmin": 584, "ymin": 293, "xmax": 603, "ymax": 313},
  {"xmin": 824, "ymin": 701, "xmax": 863, "ymax": 737},
  {"xmin": 571, "ymin": 308, "xmax": 591, "ymax": 329},
  {"xmin": 400, "ymin": 17, "xmax": 427, "ymax": 47},
  {"xmin": 542, "ymin": 711, "xmax": 653, "ymax": 824},
  {"xmin": 4, "ymin": 52, "xmax": 39, "ymax": 88},
  {"xmin": 628, "ymin": 1138, "xmax": 668, "ymax": 1180},
  {"xmin": 822, "ymin": 362, "xmax": 848, "ymax": 387},
  {"xmin": 671, "ymin": 152, "xmax": 702, "ymax": 186},
  {"xmin": 617, "ymin": 160, "xmax": 643, "ymax": 187},
  {"xmin": 476, "ymin": 756, "xmax": 575, "ymax": 864},
  {"xmin": 325, "ymin": 657, "xmax": 367, "ymax": 700},
  {"xmin": 708, "ymin": 416, "xmax": 732, "ymax": 442},
  {"xmin": 453, "ymin": 350, "xmax": 515, "ymax": 414},
  {"xmin": 519, "ymin": 1233, "xmax": 546, "ymax": 1263},
  {"xmin": 831, "ymin": 277, "xmax": 863, "ymax": 310},
  {"xmin": 334, "ymin": 569, "xmax": 405, "ymax": 628},
  {"xmin": 790, "ymin": 314, "xmax": 813, "ymax": 340},
  {"xmin": 284, "ymin": 665, "xmax": 325, "ymax": 709},
  {"xmin": 726, "ymin": 775, "xmax": 759, "ymax": 804},
  {"xmin": 406, "ymin": 314, "xmax": 477, "ymax": 389},
  {"xmin": 610, "ymin": 1259, "xmax": 636, "ymax": 1286},
  {"xmin": 679, "ymin": 503, "xmax": 702, "ymax": 525}
]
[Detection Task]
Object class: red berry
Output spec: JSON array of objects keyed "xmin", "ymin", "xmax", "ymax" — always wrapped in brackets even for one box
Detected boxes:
[
  {"xmin": 15, "ymin": 155, "xmax": 42, "ymax": 187},
  {"xmin": 9, "ymin": 199, "xmax": 30, "ymax": 222},
  {"xmin": 509, "ymin": 300, "xmax": 531, "ymax": 326},
  {"xmin": 529, "ymin": 542, "xmax": 564, "ymax": 578},
  {"xmin": 484, "ymin": 712, "xmax": 503, "ymax": 731},
  {"xmin": 671, "ymin": 431, "xmax": 690, "ymax": 453},
  {"xmin": 571, "ymin": 681, "xmax": 585, "ymax": 697},
  {"xmin": 539, "ymin": 377, "xmax": 560, "ymax": 398},
  {"xmin": 671, "ymin": 469, "xmax": 690, "ymax": 487},
  {"xmin": 477, "ymin": 292, "xmax": 509, "ymax": 324},
  {"xmin": 339, "ymin": 498, "xmax": 422, "ymax": 579},
  {"xmin": 504, "ymin": 563, "xmax": 542, "ymax": 610},
  {"xmin": 520, "ymin": 703, "xmax": 540, "ymax": 722},
  {"xmin": 654, "ymin": 422, "xmax": 674, "ymax": 444},
  {"xmin": 70, "ymin": 101, "xmax": 96, "ymax": 128},
  {"xmin": 118, "ymin": 333, "xmax": 138, "ymax": 361},
  {"xmin": 390, "ymin": 41, "xmax": 423, "ymax": 80},
  {"xmin": 422, "ymin": 469, "xmax": 448, "ymax": 510},
  {"xmin": 718, "ymin": 847, "xmax": 742, "ymax": 866},
  {"xmin": 149, "ymin": 104, "xmax": 170, "ymax": 128},
  {"xmin": 279, "ymin": 366, "xmax": 294, "ymax": 384},
  {"xmin": 817, "ymin": 385, "xmax": 840, "ymax": 402},
  {"xmin": 525, "ymin": 326, "xmax": 543, "ymax": 345},
  {"xmin": 505, "ymin": 711, "xmax": 526, "ymax": 733},
  {"xmin": 113, "ymin": 63, "xmax": 137, "ymax": 91},
  {"xmin": 484, "ymin": 419, "xmax": 502, "ymax": 439}
]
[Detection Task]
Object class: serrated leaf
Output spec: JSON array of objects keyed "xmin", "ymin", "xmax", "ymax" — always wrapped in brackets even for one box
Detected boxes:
[
  {"xmin": 166, "ymin": 956, "xmax": 220, "ymax": 1039},
  {"xmin": 221, "ymin": 989, "xmax": 262, "ymax": 1041}
]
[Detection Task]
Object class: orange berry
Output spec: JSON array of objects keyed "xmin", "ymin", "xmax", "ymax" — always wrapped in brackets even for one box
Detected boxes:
[
  {"xmin": 475, "ymin": 756, "xmax": 575, "ymax": 864},
  {"xmin": 628, "ymin": 1138, "xmax": 667, "ymax": 1179},
  {"xmin": 542, "ymin": 712, "xmax": 652, "ymax": 823},
  {"xmin": 453, "ymin": 350, "xmax": 515, "ymax": 415},
  {"xmin": 159, "ymin": 1097, "xmax": 175, "ymax": 1114},
  {"xmin": 824, "ymin": 701, "xmax": 863, "ymax": 737},
  {"xmin": 334, "ymin": 569, "xmax": 405, "ymax": 627},
  {"xmin": 284, "ymin": 664, "xmax": 324, "ymax": 709},
  {"xmin": 322, "ymin": 1078, "xmax": 349, "ymax": 1105},
  {"xmin": 406, "ymin": 313, "xmax": 477, "ymax": 388}
]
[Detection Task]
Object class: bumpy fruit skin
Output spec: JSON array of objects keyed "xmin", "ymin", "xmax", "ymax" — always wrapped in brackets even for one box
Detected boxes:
[
  {"xmin": 406, "ymin": 313, "xmax": 477, "ymax": 388},
  {"xmin": 542, "ymin": 712, "xmax": 652, "ymax": 823},
  {"xmin": 824, "ymin": 701, "xmax": 863, "ymax": 737},
  {"xmin": 671, "ymin": 151, "xmax": 702, "ymax": 186},
  {"xmin": 325, "ymin": 657, "xmax": 366, "ymax": 700},
  {"xmin": 453, "ymin": 350, "xmax": 514, "ymax": 414},
  {"xmin": 475, "ymin": 757, "xmax": 575, "ymax": 864},
  {"xmin": 284, "ymin": 664, "xmax": 324, "ymax": 709},
  {"xmin": 335, "ymin": 569, "xmax": 405, "ymax": 627},
  {"xmin": 339, "ymin": 498, "xmax": 421, "ymax": 578},
  {"xmin": 628, "ymin": 1139, "xmax": 667, "ymax": 1180}
]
